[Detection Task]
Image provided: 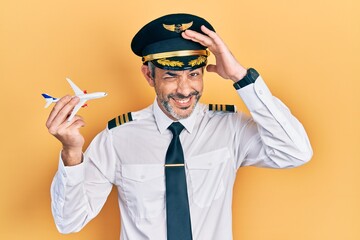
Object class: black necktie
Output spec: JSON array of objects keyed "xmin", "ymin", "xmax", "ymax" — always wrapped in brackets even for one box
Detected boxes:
[{"xmin": 165, "ymin": 122, "xmax": 193, "ymax": 240}]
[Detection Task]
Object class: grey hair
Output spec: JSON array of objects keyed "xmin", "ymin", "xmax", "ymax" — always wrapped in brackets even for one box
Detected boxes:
[{"xmin": 147, "ymin": 61, "xmax": 156, "ymax": 79}]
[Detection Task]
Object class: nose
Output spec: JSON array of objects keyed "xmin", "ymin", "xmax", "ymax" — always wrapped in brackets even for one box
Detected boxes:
[{"xmin": 176, "ymin": 77, "xmax": 192, "ymax": 96}]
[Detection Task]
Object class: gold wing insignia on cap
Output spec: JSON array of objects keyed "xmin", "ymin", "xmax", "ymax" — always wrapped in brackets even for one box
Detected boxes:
[{"xmin": 163, "ymin": 21, "xmax": 193, "ymax": 33}]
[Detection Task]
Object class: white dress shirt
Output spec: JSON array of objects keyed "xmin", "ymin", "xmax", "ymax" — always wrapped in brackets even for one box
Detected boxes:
[{"xmin": 51, "ymin": 75, "xmax": 312, "ymax": 240}]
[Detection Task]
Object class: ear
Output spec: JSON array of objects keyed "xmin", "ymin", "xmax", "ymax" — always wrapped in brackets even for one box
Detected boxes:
[{"xmin": 141, "ymin": 65, "xmax": 155, "ymax": 87}]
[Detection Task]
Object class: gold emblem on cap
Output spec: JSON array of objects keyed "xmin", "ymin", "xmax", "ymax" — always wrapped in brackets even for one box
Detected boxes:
[
  {"xmin": 157, "ymin": 58, "xmax": 184, "ymax": 67},
  {"xmin": 163, "ymin": 21, "xmax": 193, "ymax": 33},
  {"xmin": 188, "ymin": 56, "xmax": 207, "ymax": 67}
]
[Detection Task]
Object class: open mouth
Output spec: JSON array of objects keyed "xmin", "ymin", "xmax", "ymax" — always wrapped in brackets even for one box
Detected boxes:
[
  {"xmin": 166, "ymin": 91, "xmax": 200, "ymax": 112},
  {"xmin": 174, "ymin": 97, "xmax": 191, "ymax": 104},
  {"xmin": 171, "ymin": 96, "xmax": 193, "ymax": 109}
]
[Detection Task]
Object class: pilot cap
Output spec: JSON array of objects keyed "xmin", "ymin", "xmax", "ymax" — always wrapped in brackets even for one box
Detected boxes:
[{"xmin": 131, "ymin": 13, "xmax": 215, "ymax": 70}]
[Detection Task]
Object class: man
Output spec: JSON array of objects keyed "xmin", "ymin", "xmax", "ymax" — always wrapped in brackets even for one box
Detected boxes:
[{"xmin": 48, "ymin": 13, "xmax": 312, "ymax": 240}]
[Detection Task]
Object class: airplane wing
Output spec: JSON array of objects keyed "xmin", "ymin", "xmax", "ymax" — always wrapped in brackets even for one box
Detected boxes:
[
  {"xmin": 66, "ymin": 78, "xmax": 84, "ymax": 96},
  {"xmin": 67, "ymin": 99, "xmax": 87, "ymax": 122}
]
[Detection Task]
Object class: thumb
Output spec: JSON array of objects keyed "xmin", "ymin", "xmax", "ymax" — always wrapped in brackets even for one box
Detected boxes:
[{"xmin": 206, "ymin": 64, "xmax": 217, "ymax": 73}]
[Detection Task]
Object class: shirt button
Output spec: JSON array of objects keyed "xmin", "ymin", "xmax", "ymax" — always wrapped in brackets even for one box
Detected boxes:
[
  {"xmin": 258, "ymin": 89, "xmax": 263, "ymax": 95},
  {"xmin": 140, "ymin": 175, "xmax": 145, "ymax": 180}
]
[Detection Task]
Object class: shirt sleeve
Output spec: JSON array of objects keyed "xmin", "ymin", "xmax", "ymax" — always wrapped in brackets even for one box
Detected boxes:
[
  {"xmin": 234, "ymin": 75, "xmax": 313, "ymax": 169},
  {"xmin": 50, "ymin": 128, "xmax": 116, "ymax": 233}
]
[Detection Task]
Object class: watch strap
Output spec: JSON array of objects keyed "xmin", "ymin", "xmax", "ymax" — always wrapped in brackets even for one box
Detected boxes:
[{"xmin": 233, "ymin": 68, "xmax": 259, "ymax": 90}]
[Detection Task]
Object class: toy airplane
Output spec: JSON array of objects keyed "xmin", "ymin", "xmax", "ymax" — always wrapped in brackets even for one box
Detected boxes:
[{"xmin": 42, "ymin": 78, "xmax": 107, "ymax": 122}]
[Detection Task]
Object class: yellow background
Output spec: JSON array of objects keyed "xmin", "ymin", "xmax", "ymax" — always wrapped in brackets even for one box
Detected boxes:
[{"xmin": 1, "ymin": 0, "xmax": 359, "ymax": 239}]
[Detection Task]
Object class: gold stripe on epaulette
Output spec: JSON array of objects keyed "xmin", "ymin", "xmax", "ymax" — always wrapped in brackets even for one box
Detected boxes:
[
  {"xmin": 119, "ymin": 114, "xmax": 124, "ymax": 125},
  {"xmin": 208, "ymin": 104, "xmax": 236, "ymax": 113},
  {"xmin": 115, "ymin": 115, "xmax": 120, "ymax": 127},
  {"xmin": 108, "ymin": 112, "xmax": 133, "ymax": 130},
  {"xmin": 124, "ymin": 113, "xmax": 129, "ymax": 123}
]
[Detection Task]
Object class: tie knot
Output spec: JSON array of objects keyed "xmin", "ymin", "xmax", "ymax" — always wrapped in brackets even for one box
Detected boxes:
[{"xmin": 168, "ymin": 122, "xmax": 184, "ymax": 136}]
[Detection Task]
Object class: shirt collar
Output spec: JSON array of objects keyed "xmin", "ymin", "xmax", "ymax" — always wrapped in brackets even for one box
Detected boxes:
[{"xmin": 153, "ymin": 98, "xmax": 199, "ymax": 134}]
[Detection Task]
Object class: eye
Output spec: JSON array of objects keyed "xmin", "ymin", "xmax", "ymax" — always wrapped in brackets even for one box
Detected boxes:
[
  {"xmin": 189, "ymin": 71, "xmax": 201, "ymax": 78},
  {"xmin": 162, "ymin": 75, "xmax": 176, "ymax": 81}
]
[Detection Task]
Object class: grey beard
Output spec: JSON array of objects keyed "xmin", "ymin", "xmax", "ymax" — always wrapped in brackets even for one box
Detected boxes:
[{"xmin": 160, "ymin": 93, "xmax": 201, "ymax": 120}]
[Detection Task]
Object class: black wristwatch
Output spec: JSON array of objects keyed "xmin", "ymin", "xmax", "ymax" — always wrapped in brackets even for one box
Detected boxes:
[{"xmin": 233, "ymin": 68, "xmax": 259, "ymax": 90}]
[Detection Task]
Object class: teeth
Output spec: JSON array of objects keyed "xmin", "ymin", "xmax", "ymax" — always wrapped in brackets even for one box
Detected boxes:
[{"xmin": 176, "ymin": 98, "xmax": 190, "ymax": 104}]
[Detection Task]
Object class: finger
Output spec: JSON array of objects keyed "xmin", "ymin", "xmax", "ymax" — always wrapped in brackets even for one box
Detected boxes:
[
  {"xmin": 184, "ymin": 29, "xmax": 212, "ymax": 46},
  {"xmin": 200, "ymin": 25, "xmax": 218, "ymax": 39},
  {"xmin": 54, "ymin": 115, "xmax": 85, "ymax": 140},
  {"xmin": 47, "ymin": 97, "xmax": 80, "ymax": 133},
  {"xmin": 201, "ymin": 25, "xmax": 224, "ymax": 44},
  {"xmin": 181, "ymin": 30, "xmax": 194, "ymax": 40},
  {"xmin": 182, "ymin": 29, "xmax": 213, "ymax": 48},
  {"xmin": 200, "ymin": 25, "xmax": 229, "ymax": 53},
  {"xmin": 206, "ymin": 64, "xmax": 218, "ymax": 73},
  {"xmin": 55, "ymin": 97, "xmax": 80, "ymax": 126},
  {"xmin": 46, "ymin": 95, "xmax": 71, "ymax": 128},
  {"xmin": 69, "ymin": 115, "xmax": 86, "ymax": 129},
  {"xmin": 60, "ymin": 115, "xmax": 85, "ymax": 129}
]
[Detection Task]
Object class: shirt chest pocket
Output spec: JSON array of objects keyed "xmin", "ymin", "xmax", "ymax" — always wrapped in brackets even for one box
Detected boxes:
[
  {"xmin": 186, "ymin": 148, "xmax": 231, "ymax": 208},
  {"xmin": 121, "ymin": 164, "xmax": 165, "ymax": 219}
]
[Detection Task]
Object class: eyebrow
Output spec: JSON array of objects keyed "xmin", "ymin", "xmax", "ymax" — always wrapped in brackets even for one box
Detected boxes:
[{"xmin": 164, "ymin": 69, "xmax": 201, "ymax": 76}]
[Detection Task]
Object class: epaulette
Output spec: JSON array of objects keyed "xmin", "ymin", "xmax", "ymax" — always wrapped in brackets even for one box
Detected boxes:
[
  {"xmin": 108, "ymin": 112, "xmax": 133, "ymax": 130},
  {"xmin": 208, "ymin": 104, "xmax": 236, "ymax": 113}
]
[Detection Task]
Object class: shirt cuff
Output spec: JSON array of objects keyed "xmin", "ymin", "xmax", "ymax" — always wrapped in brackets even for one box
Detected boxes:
[
  {"xmin": 58, "ymin": 152, "xmax": 85, "ymax": 186},
  {"xmin": 236, "ymin": 75, "xmax": 270, "ymax": 111}
]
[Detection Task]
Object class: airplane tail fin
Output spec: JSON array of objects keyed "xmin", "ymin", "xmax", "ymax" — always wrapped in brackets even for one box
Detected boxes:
[{"xmin": 42, "ymin": 93, "xmax": 58, "ymax": 108}]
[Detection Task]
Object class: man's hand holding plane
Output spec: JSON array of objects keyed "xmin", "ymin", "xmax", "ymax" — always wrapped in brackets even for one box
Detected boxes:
[{"xmin": 42, "ymin": 78, "xmax": 107, "ymax": 166}]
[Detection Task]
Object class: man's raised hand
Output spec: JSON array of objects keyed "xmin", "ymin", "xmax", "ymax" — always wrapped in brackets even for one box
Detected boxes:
[{"xmin": 182, "ymin": 25, "xmax": 247, "ymax": 82}]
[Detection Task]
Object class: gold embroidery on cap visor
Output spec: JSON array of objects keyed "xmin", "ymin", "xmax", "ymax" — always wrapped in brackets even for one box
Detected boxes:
[
  {"xmin": 143, "ymin": 50, "xmax": 209, "ymax": 63},
  {"xmin": 156, "ymin": 55, "xmax": 208, "ymax": 68},
  {"xmin": 157, "ymin": 59, "xmax": 184, "ymax": 67},
  {"xmin": 188, "ymin": 56, "xmax": 207, "ymax": 67},
  {"xmin": 163, "ymin": 21, "xmax": 193, "ymax": 33}
]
